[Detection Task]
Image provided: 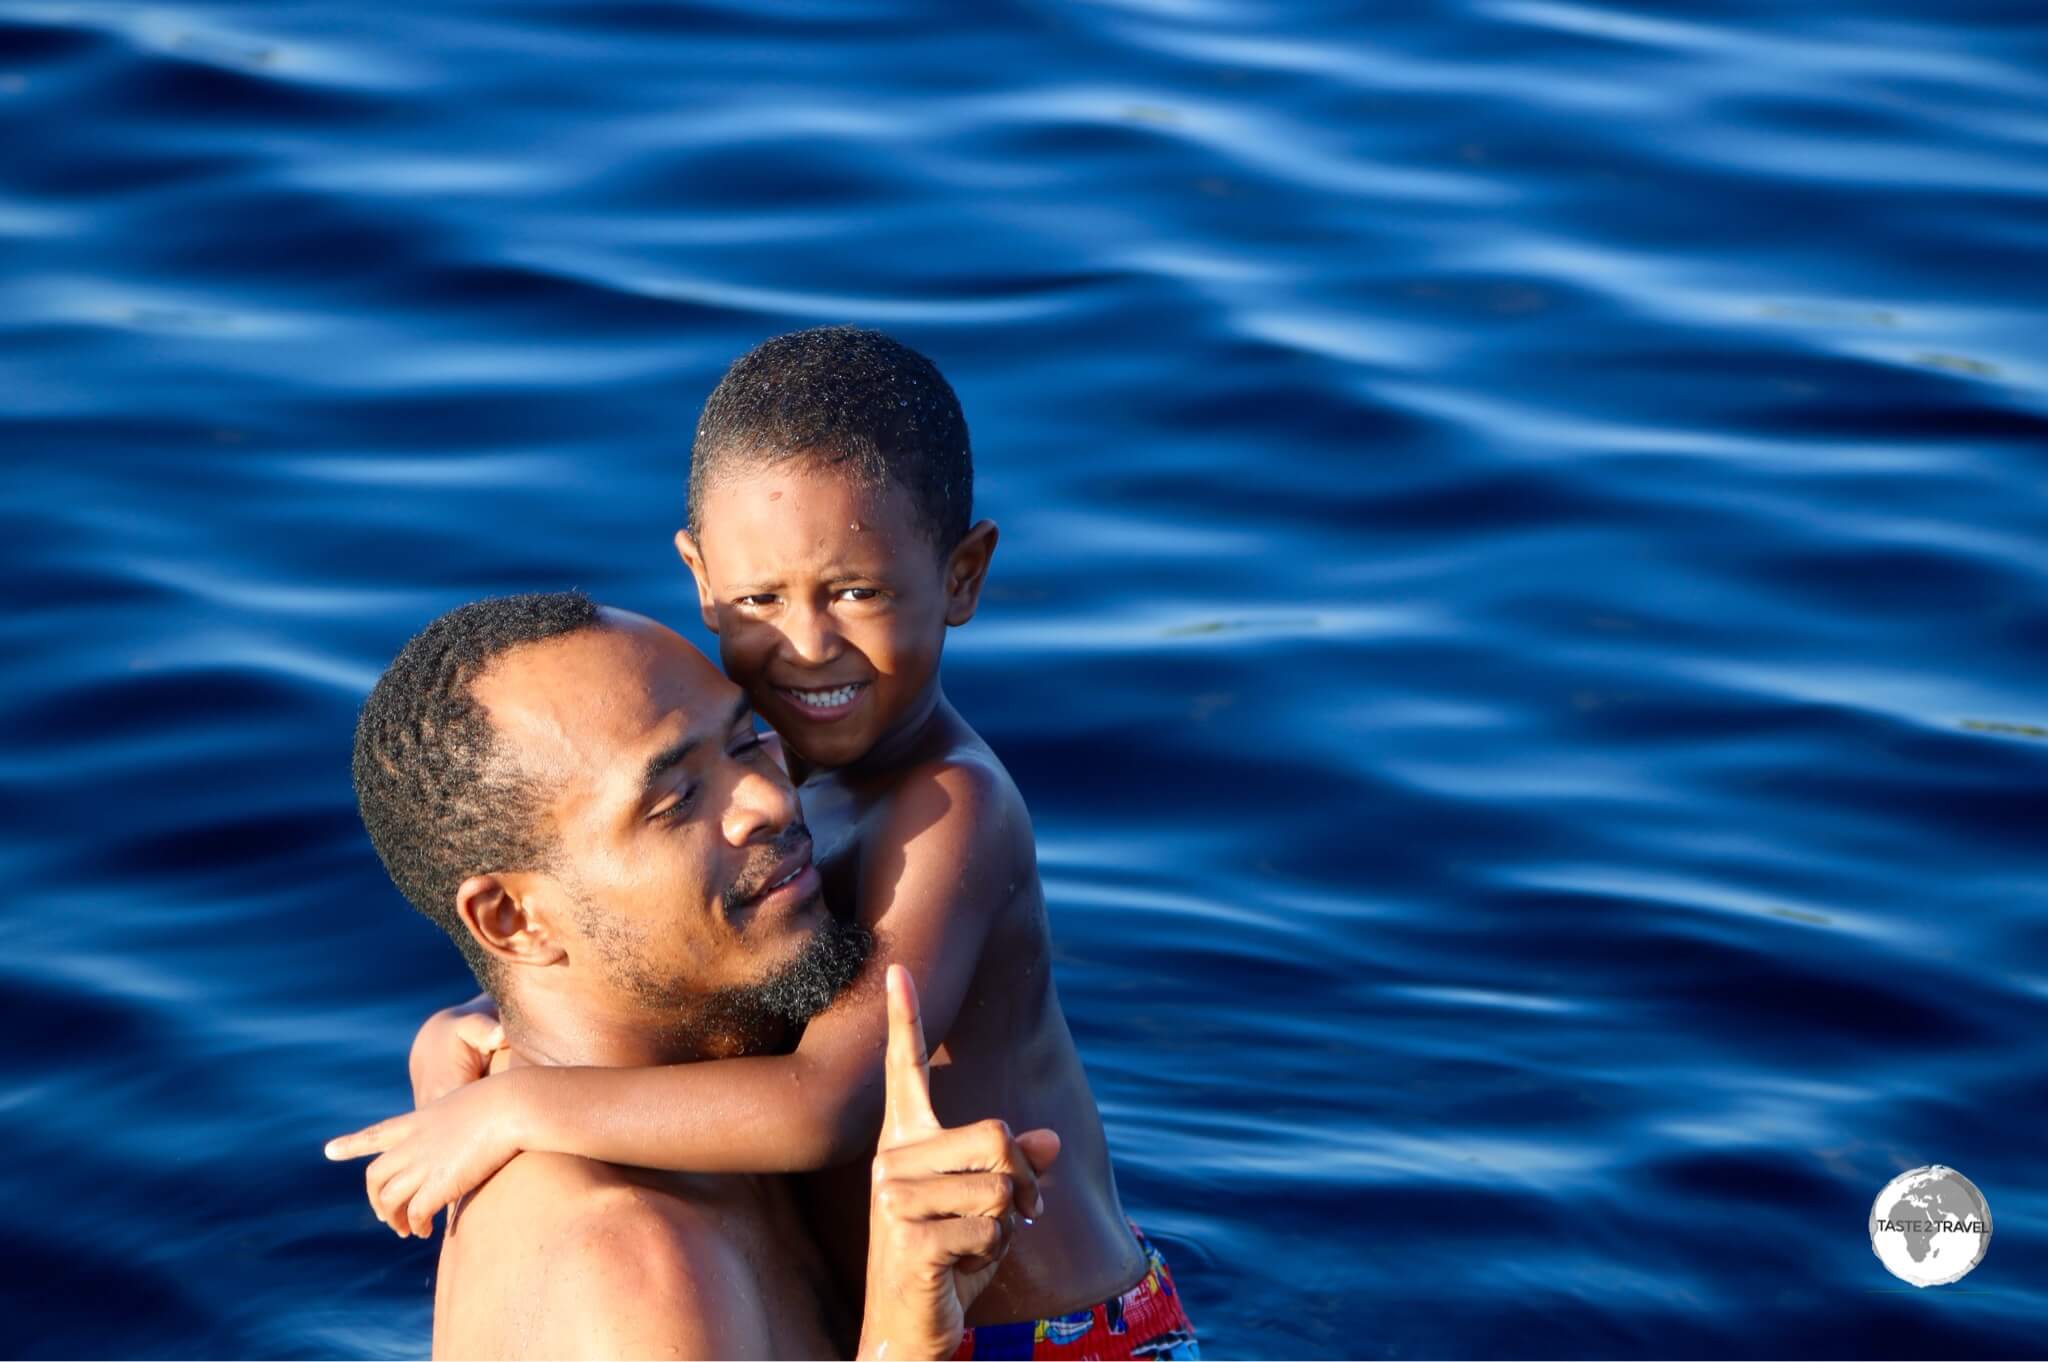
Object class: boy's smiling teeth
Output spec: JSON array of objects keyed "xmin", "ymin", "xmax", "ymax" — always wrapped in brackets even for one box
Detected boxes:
[{"xmin": 784, "ymin": 683, "xmax": 864, "ymax": 710}]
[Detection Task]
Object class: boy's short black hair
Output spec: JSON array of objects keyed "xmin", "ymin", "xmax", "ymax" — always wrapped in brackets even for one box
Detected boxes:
[
  {"xmin": 351, "ymin": 591, "xmax": 602, "ymax": 990},
  {"xmin": 688, "ymin": 326, "xmax": 972, "ymax": 554}
]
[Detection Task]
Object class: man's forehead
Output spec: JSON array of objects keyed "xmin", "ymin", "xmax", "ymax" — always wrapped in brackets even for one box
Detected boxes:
[{"xmin": 472, "ymin": 613, "xmax": 734, "ymax": 769}]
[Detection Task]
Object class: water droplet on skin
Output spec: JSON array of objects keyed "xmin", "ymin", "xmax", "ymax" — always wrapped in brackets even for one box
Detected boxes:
[{"xmin": 850, "ymin": 522, "xmax": 862, "ymax": 532}]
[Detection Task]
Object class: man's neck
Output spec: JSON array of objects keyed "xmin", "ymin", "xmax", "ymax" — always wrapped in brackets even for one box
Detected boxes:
[{"xmin": 498, "ymin": 988, "xmax": 794, "ymax": 1071}]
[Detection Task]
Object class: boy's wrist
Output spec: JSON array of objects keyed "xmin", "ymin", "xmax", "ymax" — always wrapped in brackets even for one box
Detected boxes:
[{"xmin": 495, "ymin": 1065, "xmax": 547, "ymax": 1152}]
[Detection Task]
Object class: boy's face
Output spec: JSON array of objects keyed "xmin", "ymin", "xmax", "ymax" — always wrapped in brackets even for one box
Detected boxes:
[{"xmin": 676, "ymin": 461, "xmax": 995, "ymax": 769}]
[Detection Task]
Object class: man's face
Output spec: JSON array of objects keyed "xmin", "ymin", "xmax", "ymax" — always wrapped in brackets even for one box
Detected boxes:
[
  {"xmin": 473, "ymin": 610, "xmax": 836, "ymax": 1025},
  {"xmin": 680, "ymin": 463, "xmax": 952, "ymax": 770}
]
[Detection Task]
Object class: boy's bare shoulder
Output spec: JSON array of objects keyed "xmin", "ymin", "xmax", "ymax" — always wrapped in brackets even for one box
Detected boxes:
[
  {"xmin": 876, "ymin": 742, "xmax": 1031, "ymax": 857},
  {"xmin": 844, "ymin": 740, "xmax": 1037, "ymax": 930}
]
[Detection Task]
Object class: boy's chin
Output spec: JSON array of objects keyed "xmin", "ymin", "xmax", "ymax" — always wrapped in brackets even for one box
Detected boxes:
[{"xmin": 778, "ymin": 716, "xmax": 876, "ymax": 768}]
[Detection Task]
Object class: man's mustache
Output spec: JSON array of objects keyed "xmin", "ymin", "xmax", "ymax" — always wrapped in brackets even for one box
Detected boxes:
[{"xmin": 723, "ymin": 822, "xmax": 814, "ymax": 911}]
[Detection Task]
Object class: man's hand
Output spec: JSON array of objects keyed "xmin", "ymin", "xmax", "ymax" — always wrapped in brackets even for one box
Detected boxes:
[
  {"xmin": 323, "ymin": 1070, "xmax": 532, "ymax": 1238},
  {"xmin": 858, "ymin": 965, "xmax": 1060, "ymax": 1361},
  {"xmin": 408, "ymin": 994, "xmax": 504, "ymax": 1110}
]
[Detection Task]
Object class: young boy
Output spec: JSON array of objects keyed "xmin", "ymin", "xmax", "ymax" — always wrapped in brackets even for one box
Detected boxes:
[{"xmin": 328, "ymin": 327, "xmax": 1198, "ymax": 1360}]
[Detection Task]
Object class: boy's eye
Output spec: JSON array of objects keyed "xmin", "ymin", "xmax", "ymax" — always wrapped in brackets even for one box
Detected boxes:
[
  {"xmin": 836, "ymin": 587, "xmax": 879, "ymax": 602},
  {"xmin": 735, "ymin": 594, "xmax": 778, "ymax": 608},
  {"xmin": 731, "ymin": 732, "xmax": 766, "ymax": 759}
]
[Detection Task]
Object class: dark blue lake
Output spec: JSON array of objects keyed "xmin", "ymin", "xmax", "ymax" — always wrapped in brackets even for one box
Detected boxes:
[{"xmin": 5, "ymin": 0, "xmax": 2046, "ymax": 1355}]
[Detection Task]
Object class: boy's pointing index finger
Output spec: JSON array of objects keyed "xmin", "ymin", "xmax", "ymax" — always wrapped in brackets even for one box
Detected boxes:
[{"xmin": 882, "ymin": 963, "xmax": 940, "ymax": 1143}]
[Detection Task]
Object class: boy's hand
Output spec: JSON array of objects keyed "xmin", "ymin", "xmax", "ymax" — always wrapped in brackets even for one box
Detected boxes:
[
  {"xmin": 858, "ymin": 965, "xmax": 1060, "ymax": 1360},
  {"xmin": 408, "ymin": 994, "xmax": 504, "ymax": 1110},
  {"xmin": 323, "ymin": 1071, "xmax": 532, "ymax": 1239}
]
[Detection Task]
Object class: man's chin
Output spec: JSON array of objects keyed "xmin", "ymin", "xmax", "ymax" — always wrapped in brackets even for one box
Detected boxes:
[{"xmin": 709, "ymin": 908, "xmax": 872, "ymax": 1039}]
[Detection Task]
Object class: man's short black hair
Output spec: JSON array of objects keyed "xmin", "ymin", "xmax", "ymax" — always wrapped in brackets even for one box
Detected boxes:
[
  {"xmin": 688, "ymin": 326, "xmax": 972, "ymax": 554},
  {"xmin": 352, "ymin": 591, "xmax": 602, "ymax": 989}
]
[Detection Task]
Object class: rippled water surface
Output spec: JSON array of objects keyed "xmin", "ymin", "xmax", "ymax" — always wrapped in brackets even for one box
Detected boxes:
[{"xmin": 6, "ymin": 1, "xmax": 2047, "ymax": 1356}]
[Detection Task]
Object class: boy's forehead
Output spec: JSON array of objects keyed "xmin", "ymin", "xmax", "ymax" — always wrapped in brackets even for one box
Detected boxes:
[{"xmin": 697, "ymin": 463, "xmax": 928, "ymax": 573}]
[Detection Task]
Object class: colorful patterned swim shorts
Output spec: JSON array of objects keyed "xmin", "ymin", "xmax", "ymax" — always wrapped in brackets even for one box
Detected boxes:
[{"xmin": 951, "ymin": 1223, "xmax": 1199, "ymax": 1360}]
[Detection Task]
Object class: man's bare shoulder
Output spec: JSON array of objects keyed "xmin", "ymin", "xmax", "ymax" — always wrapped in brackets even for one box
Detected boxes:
[
  {"xmin": 447, "ymin": 1148, "xmax": 643, "ymax": 1243},
  {"xmin": 438, "ymin": 1153, "xmax": 766, "ymax": 1360}
]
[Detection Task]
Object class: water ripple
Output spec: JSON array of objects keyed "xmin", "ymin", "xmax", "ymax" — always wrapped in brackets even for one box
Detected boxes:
[{"xmin": 7, "ymin": 0, "xmax": 2047, "ymax": 1355}]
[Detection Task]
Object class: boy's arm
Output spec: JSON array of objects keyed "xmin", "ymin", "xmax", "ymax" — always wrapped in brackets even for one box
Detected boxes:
[
  {"xmin": 327, "ymin": 758, "xmax": 1025, "ymax": 1237},
  {"xmin": 408, "ymin": 993, "xmax": 503, "ymax": 1109}
]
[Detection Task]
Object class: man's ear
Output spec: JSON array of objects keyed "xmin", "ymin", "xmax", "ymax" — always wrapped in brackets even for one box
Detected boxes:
[
  {"xmin": 674, "ymin": 529, "xmax": 719, "ymax": 634},
  {"xmin": 943, "ymin": 519, "xmax": 998, "ymax": 627},
  {"xmin": 454, "ymin": 872, "xmax": 567, "ymax": 971}
]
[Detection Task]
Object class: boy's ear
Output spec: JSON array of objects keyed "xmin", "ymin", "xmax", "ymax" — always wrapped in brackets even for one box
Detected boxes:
[
  {"xmin": 673, "ymin": 529, "xmax": 719, "ymax": 634},
  {"xmin": 454, "ymin": 873, "xmax": 568, "ymax": 972},
  {"xmin": 943, "ymin": 519, "xmax": 999, "ymax": 627}
]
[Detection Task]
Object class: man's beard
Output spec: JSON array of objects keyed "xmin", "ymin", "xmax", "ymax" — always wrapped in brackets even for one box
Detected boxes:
[
  {"xmin": 593, "ymin": 897, "xmax": 874, "ymax": 1056},
  {"xmin": 690, "ymin": 908, "xmax": 874, "ymax": 1048}
]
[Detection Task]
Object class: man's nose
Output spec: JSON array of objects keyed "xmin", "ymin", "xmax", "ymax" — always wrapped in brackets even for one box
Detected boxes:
[
  {"xmin": 776, "ymin": 601, "xmax": 842, "ymax": 667},
  {"xmin": 723, "ymin": 761, "xmax": 801, "ymax": 847}
]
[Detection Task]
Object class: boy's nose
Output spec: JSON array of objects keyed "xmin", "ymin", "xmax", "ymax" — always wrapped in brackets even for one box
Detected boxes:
[{"xmin": 776, "ymin": 604, "xmax": 843, "ymax": 667}]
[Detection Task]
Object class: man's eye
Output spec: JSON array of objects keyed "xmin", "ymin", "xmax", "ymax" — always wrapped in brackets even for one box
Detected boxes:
[
  {"xmin": 651, "ymin": 787, "xmax": 697, "ymax": 821},
  {"xmin": 732, "ymin": 733, "xmax": 766, "ymax": 759}
]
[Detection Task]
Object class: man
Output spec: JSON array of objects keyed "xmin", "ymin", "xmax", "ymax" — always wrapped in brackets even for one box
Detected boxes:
[{"xmin": 340, "ymin": 591, "xmax": 1056, "ymax": 1358}]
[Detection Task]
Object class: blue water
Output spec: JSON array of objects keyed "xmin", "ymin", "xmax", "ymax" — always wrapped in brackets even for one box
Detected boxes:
[{"xmin": 6, "ymin": 0, "xmax": 2047, "ymax": 1355}]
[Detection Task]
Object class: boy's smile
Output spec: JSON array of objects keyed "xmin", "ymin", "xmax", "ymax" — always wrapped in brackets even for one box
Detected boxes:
[
  {"xmin": 779, "ymin": 679, "xmax": 867, "ymax": 721},
  {"xmin": 676, "ymin": 462, "xmax": 996, "ymax": 772}
]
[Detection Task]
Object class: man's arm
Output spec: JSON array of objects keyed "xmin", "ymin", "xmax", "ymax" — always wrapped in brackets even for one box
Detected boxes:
[{"xmin": 328, "ymin": 757, "xmax": 1027, "ymax": 1237}]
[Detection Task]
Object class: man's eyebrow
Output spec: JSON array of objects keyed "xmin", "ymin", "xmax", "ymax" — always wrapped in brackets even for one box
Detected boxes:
[{"xmin": 638, "ymin": 695, "xmax": 754, "ymax": 796}]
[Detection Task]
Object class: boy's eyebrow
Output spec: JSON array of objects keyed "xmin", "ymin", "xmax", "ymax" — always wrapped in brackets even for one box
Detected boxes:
[
  {"xmin": 727, "ymin": 566, "xmax": 887, "ymax": 593},
  {"xmin": 639, "ymin": 694, "xmax": 753, "ymax": 797}
]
